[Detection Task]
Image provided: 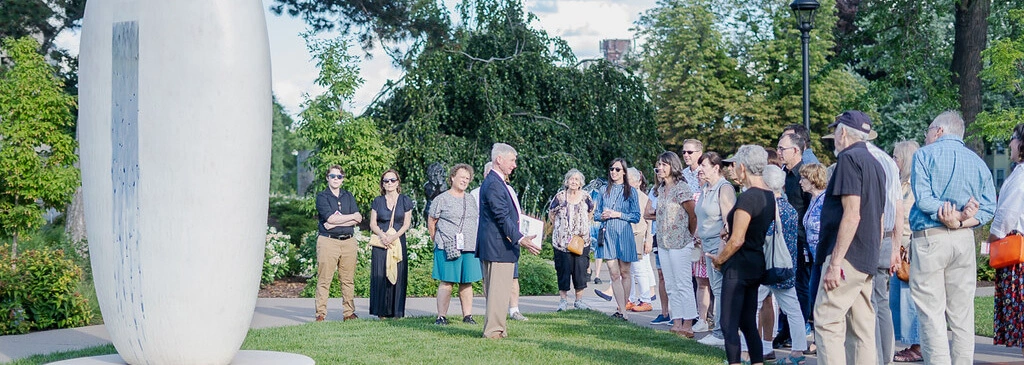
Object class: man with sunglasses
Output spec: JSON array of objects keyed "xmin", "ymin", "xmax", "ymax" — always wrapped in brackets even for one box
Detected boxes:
[
  {"xmin": 314, "ymin": 165, "xmax": 363, "ymax": 322},
  {"xmin": 680, "ymin": 139, "xmax": 703, "ymax": 198}
]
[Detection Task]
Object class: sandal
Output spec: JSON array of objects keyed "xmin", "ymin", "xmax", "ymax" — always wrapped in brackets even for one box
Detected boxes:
[
  {"xmin": 670, "ymin": 327, "xmax": 695, "ymax": 338},
  {"xmin": 893, "ymin": 347, "xmax": 923, "ymax": 362}
]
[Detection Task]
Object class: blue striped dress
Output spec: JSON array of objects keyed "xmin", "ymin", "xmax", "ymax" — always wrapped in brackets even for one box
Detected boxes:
[{"xmin": 593, "ymin": 183, "xmax": 641, "ymax": 262}]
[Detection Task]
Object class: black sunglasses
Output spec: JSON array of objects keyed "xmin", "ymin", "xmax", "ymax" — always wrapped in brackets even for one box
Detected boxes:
[
  {"xmin": 609, "ymin": 167, "xmax": 623, "ymax": 172},
  {"xmin": 382, "ymin": 178, "xmax": 399, "ymax": 183},
  {"xmin": 681, "ymin": 150, "xmax": 698, "ymax": 155},
  {"xmin": 328, "ymin": 174, "xmax": 344, "ymax": 180}
]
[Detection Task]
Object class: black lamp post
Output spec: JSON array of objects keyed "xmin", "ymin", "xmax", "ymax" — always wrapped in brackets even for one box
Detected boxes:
[{"xmin": 790, "ymin": 0, "xmax": 820, "ymax": 130}]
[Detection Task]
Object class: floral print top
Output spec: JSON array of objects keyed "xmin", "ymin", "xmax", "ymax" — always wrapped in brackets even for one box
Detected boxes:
[
  {"xmin": 548, "ymin": 191, "xmax": 595, "ymax": 252},
  {"xmin": 802, "ymin": 192, "xmax": 825, "ymax": 259},
  {"xmin": 768, "ymin": 196, "xmax": 800, "ymax": 289},
  {"xmin": 655, "ymin": 181, "xmax": 695, "ymax": 250}
]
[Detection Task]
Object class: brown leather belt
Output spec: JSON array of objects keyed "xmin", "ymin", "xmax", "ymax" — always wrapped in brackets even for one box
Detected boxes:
[{"xmin": 911, "ymin": 226, "xmax": 962, "ymax": 239}]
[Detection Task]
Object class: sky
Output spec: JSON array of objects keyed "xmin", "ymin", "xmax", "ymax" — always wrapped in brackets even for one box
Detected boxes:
[{"xmin": 55, "ymin": 0, "xmax": 658, "ymax": 120}]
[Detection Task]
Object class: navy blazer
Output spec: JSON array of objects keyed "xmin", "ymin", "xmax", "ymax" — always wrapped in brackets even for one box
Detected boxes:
[{"xmin": 476, "ymin": 170, "xmax": 523, "ymax": 262}]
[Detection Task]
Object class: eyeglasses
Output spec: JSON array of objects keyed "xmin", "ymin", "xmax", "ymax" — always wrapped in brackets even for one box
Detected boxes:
[
  {"xmin": 681, "ymin": 150, "xmax": 697, "ymax": 155},
  {"xmin": 609, "ymin": 167, "xmax": 623, "ymax": 172},
  {"xmin": 776, "ymin": 146, "xmax": 795, "ymax": 152},
  {"xmin": 328, "ymin": 174, "xmax": 344, "ymax": 180},
  {"xmin": 382, "ymin": 178, "xmax": 398, "ymax": 184}
]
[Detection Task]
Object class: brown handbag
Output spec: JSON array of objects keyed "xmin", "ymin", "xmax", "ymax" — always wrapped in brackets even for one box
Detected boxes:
[
  {"xmin": 896, "ymin": 245, "xmax": 911, "ymax": 282},
  {"xmin": 567, "ymin": 235, "xmax": 585, "ymax": 255}
]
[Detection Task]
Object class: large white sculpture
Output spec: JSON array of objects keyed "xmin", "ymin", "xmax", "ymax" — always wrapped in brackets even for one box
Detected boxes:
[{"xmin": 78, "ymin": 0, "xmax": 275, "ymax": 363}]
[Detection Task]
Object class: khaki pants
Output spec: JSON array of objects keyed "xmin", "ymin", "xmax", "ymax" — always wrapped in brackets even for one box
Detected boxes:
[
  {"xmin": 482, "ymin": 261, "xmax": 515, "ymax": 338},
  {"xmin": 813, "ymin": 256, "xmax": 876, "ymax": 365},
  {"xmin": 909, "ymin": 228, "xmax": 975, "ymax": 365},
  {"xmin": 315, "ymin": 235, "xmax": 358, "ymax": 318}
]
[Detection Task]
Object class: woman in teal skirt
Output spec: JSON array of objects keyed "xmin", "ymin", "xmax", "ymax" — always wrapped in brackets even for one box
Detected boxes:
[
  {"xmin": 594, "ymin": 158, "xmax": 641, "ymax": 320},
  {"xmin": 428, "ymin": 163, "xmax": 482, "ymax": 325}
]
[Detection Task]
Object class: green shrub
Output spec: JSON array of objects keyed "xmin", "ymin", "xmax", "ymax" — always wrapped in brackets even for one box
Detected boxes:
[
  {"xmin": 518, "ymin": 253, "xmax": 558, "ymax": 295},
  {"xmin": 268, "ymin": 194, "xmax": 317, "ymax": 247},
  {"xmin": 0, "ymin": 246, "xmax": 92, "ymax": 334},
  {"xmin": 976, "ymin": 223, "xmax": 996, "ymax": 281}
]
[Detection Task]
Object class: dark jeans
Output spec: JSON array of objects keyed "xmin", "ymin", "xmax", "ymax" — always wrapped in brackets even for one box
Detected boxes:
[
  {"xmin": 807, "ymin": 261, "xmax": 823, "ymax": 322},
  {"xmin": 721, "ymin": 270, "xmax": 763, "ymax": 364}
]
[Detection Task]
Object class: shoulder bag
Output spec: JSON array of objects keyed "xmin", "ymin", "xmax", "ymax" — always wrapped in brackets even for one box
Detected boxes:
[
  {"xmin": 990, "ymin": 232, "xmax": 1024, "ymax": 269},
  {"xmin": 762, "ymin": 201, "xmax": 795, "ymax": 285},
  {"xmin": 895, "ymin": 245, "xmax": 911, "ymax": 282},
  {"xmin": 369, "ymin": 199, "xmax": 398, "ymax": 249}
]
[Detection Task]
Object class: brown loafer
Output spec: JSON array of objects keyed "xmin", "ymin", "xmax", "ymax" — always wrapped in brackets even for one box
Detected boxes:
[
  {"xmin": 315, "ymin": 314, "xmax": 325, "ymax": 322},
  {"xmin": 343, "ymin": 314, "xmax": 358, "ymax": 321}
]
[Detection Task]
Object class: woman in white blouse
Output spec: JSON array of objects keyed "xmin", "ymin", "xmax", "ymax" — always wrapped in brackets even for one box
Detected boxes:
[{"xmin": 987, "ymin": 124, "xmax": 1024, "ymax": 354}]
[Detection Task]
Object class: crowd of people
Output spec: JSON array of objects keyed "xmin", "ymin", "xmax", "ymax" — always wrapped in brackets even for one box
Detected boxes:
[{"xmin": 309, "ymin": 110, "xmax": 1024, "ymax": 365}]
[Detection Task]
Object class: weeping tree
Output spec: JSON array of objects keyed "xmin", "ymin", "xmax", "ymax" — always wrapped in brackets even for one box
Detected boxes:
[{"xmin": 368, "ymin": 0, "xmax": 662, "ymax": 215}]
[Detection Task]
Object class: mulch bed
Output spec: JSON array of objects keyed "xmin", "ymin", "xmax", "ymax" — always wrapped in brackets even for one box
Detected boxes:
[{"xmin": 258, "ymin": 276, "xmax": 308, "ymax": 298}]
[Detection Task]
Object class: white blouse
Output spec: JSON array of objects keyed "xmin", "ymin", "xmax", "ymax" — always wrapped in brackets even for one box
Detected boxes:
[{"xmin": 991, "ymin": 166, "xmax": 1024, "ymax": 238}]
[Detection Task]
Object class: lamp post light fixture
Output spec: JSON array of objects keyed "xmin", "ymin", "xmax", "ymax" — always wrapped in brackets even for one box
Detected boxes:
[{"xmin": 790, "ymin": 0, "xmax": 820, "ymax": 130}]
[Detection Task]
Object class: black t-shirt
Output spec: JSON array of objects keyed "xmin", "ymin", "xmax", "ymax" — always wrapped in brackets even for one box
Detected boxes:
[
  {"xmin": 815, "ymin": 142, "xmax": 886, "ymax": 275},
  {"xmin": 723, "ymin": 187, "xmax": 775, "ymax": 279},
  {"xmin": 316, "ymin": 188, "xmax": 359, "ymax": 236},
  {"xmin": 784, "ymin": 161, "xmax": 812, "ymax": 247}
]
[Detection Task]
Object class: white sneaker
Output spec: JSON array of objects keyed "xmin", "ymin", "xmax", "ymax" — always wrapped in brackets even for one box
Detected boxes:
[
  {"xmin": 557, "ymin": 299, "xmax": 568, "ymax": 312},
  {"xmin": 698, "ymin": 334, "xmax": 725, "ymax": 346},
  {"xmin": 692, "ymin": 319, "xmax": 709, "ymax": 333},
  {"xmin": 510, "ymin": 311, "xmax": 529, "ymax": 321}
]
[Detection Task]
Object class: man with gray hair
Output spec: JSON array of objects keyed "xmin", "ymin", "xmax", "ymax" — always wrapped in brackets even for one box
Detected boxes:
[
  {"xmin": 477, "ymin": 143, "xmax": 539, "ymax": 339},
  {"xmin": 909, "ymin": 111, "xmax": 996, "ymax": 365},
  {"xmin": 813, "ymin": 111, "xmax": 886, "ymax": 364}
]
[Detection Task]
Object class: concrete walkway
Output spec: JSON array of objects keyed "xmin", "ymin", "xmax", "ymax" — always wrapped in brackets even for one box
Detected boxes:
[{"xmin": 1, "ymin": 287, "xmax": 1020, "ymax": 364}]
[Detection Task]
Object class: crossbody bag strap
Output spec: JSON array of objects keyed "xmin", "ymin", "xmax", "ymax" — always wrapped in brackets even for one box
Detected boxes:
[
  {"xmin": 458, "ymin": 194, "xmax": 466, "ymax": 233},
  {"xmin": 387, "ymin": 197, "xmax": 398, "ymax": 232}
]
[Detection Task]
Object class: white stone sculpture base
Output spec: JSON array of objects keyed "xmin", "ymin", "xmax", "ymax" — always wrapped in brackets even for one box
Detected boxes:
[{"xmin": 46, "ymin": 351, "xmax": 314, "ymax": 365}]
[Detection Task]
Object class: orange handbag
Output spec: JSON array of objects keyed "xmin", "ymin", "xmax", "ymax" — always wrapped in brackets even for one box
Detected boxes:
[{"xmin": 990, "ymin": 233, "xmax": 1024, "ymax": 269}]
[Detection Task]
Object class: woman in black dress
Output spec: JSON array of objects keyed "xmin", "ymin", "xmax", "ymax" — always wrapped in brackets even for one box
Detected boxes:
[{"xmin": 369, "ymin": 169, "xmax": 414, "ymax": 318}]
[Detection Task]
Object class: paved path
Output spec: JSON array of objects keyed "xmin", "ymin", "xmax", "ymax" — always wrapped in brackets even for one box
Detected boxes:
[{"xmin": 1, "ymin": 286, "xmax": 1019, "ymax": 364}]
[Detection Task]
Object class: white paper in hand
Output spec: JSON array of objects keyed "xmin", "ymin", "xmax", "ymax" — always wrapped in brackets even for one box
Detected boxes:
[{"xmin": 519, "ymin": 214, "xmax": 544, "ymax": 249}]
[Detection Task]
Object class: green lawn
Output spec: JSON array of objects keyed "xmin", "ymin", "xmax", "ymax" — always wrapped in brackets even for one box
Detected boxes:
[
  {"xmin": 8, "ymin": 311, "xmax": 725, "ymax": 365},
  {"xmin": 976, "ymin": 296, "xmax": 994, "ymax": 338}
]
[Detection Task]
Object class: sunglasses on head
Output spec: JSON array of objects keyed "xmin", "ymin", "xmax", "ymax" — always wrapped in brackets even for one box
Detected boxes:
[
  {"xmin": 609, "ymin": 167, "xmax": 623, "ymax": 172},
  {"xmin": 328, "ymin": 174, "xmax": 344, "ymax": 180},
  {"xmin": 382, "ymin": 178, "xmax": 398, "ymax": 183}
]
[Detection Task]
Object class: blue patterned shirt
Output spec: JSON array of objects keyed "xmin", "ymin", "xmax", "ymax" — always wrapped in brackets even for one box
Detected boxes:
[
  {"xmin": 909, "ymin": 135, "xmax": 997, "ymax": 231},
  {"xmin": 768, "ymin": 196, "xmax": 799, "ymax": 289}
]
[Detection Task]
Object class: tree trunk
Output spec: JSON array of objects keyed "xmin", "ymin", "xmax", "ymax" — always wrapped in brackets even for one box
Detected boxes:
[
  {"xmin": 951, "ymin": 0, "xmax": 990, "ymax": 154},
  {"xmin": 11, "ymin": 232, "xmax": 18, "ymax": 260},
  {"xmin": 65, "ymin": 186, "xmax": 88, "ymax": 250}
]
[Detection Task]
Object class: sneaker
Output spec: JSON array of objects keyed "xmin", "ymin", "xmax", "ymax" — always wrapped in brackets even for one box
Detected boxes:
[
  {"xmin": 462, "ymin": 315, "xmax": 477, "ymax": 324},
  {"xmin": 805, "ymin": 323, "xmax": 814, "ymax": 340},
  {"xmin": 650, "ymin": 294, "xmax": 657, "ymax": 301},
  {"xmin": 574, "ymin": 301, "xmax": 591, "ymax": 310},
  {"xmin": 698, "ymin": 334, "xmax": 726, "ymax": 346},
  {"xmin": 510, "ymin": 311, "xmax": 529, "ymax": 321},
  {"xmin": 625, "ymin": 301, "xmax": 636, "ymax": 311},
  {"xmin": 631, "ymin": 302, "xmax": 653, "ymax": 312},
  {"xmin": 650, "ymin": 314, "xmax": 672, "ymax": 325},
  {"xmin": 611, "ymin": 312, "xmax": 627, "ymax": 321},
  {"xmin": 557, "ymin": 299, "xmax": 568, "ymax": 312},
  {"xmin": 434, "ymin": 316, "xmax": 449, "ymax": 325},
  {"xmin": 594, "ymin": 277, "xmax": 603, "ymax": 284},
  {"xmin": 763, "ymin": 352, "xmax": 776, "ymax": 361},
  {"xmin": 692, "ymin": 319, "xmax": 709, "ymax": 332},
  {"xmin": 594, "ymin": 289, "xmax": 613, "ymax": 301}
]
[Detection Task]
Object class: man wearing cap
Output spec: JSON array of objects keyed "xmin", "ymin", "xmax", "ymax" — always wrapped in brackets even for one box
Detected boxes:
[
  {"xmin": 813, "ymin": 111, "xmax": 887, "ymax": 365},
  {"xmin": 909, "ymin": 111, "xmax": 995, "ymax": 365}
]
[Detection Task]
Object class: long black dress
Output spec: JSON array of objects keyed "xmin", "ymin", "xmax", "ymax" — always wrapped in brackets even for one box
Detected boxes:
[{"xmin": 369, "ymin": 194, "xmax": 412, "ymax": 318}]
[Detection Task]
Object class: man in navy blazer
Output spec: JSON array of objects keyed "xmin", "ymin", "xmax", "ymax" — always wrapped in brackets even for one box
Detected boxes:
[{"xmin": 478, "ymin": 143, "xmax": 539, "ymax": 338}]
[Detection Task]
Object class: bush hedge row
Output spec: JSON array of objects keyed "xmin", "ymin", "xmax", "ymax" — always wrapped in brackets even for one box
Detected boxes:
[{"xmin": 0, "ymin": 246, "xmax": 92, "ymax": 335}]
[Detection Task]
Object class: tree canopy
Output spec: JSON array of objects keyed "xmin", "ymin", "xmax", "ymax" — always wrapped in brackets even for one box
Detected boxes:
[
  {"xmin": 368, "ymin": 0, "xmax": 662, "ymax": 214},
  {"xmin": 0, "ymin": 37, "xmax": 79, "ymax": 256}
]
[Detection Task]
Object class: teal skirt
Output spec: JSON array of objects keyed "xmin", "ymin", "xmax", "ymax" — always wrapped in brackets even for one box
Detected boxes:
[{"xmin": 432, "ymin": 248, "xmax": 483, "ymax": 284}]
